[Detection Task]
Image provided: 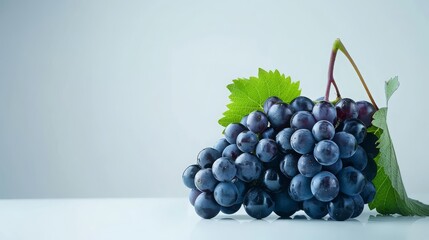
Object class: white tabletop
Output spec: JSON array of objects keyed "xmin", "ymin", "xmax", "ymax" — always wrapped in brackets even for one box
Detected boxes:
[{"xmin": 0, "ymin": 197, "xmax": 428, "ymax": 240}]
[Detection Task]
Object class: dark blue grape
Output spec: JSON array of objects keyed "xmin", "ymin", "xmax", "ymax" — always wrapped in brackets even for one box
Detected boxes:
[
  {"xmin": 322, "ymin": 159, "xmax": 343, "ymax": 175},
  {"xmin": 333, "ymin": 132, "xmax": 357, "ymax": 158},
  {"xmin": 310, "ymin": 171, "xmax": 339, "ymax": 202},
  {"xmin": 303, "ymin": 198, "xmax": 328, "ymax": 219},
  {"xmin": 313, "ymin": 140, "xmax": 340, "ymax": 166},
  {"xmin": 214, "ymin": 138, "xmax": 230, "ymax": 153},
  {"xmin": 235, "ymin": 153, "xmax": 263, "ymax": 182},
  {"xmin": 261, "ymin": 127, "xmax": 276, "ymax": 140},
  {"xmin": 232, "ymin": 178, "xmax": 248, "ymax": 204},
  {"xmin": 351, "ymin": 194, "xmax": 364, "ymax": 218},
  {"xmin": 312, "ymin": 101, "xmax": 337, "ymax": 124},
  {"xmin": 182, "ymin": 164, "xmax": 201, "ymax": 189},
  {"xmin": 221, "ymin": 203, "xmax": 241, "ymax": 214},
  {"xmin": 194, "ymin": 192, "xmax": 221, "ymax": 219},
  {"xmin": 360, "ymin": 180, "xmax": 376, "ymax": 204},
  {"xmin": 290, "ymin": 111, "xmax": 316, "ymax": 130},
  {"xmin": 256, "ymin": 139, "xmax": 278, "ymax": 163},
  {"xmin": 263, "ymin": 96, "xmax": 283, "ymax": 114},
  {"xmin": 312, "ymin": 120, "xmax": 335, "ymax": 141},
  {"xmin": 337, "ymin": 166, "xmax": 365, "ymax": 196},
  {"xmin": 290, "ymin": 129, "xmax": 316, "ymax": 154},
  {"xmin": 267, "ymin": 103, "xmax": 294, "ymax": 130},
  {"xmin": 335, "ymin": 98, "xmax": 358, "ymax": 122},
  {"xmin": 240, "ymin": 115, "xmax": 248, "ymax": 126},
  {"xmin": 343, "ymin": 145, "xmax": 368, "ymax": 171},
  {"xmin": 328, "ymin": 194, "xmax": 355, "ymax": 221},
  {"xmin": 189, "ymin": 189, "xmax": 202, "ymax": 206},
  {"xmin": 214, "ymin": 182, "xmax": 239, "ymax": 207},
  {"xmin": 246, "ymin": 110, "xmax": 269, "ymax": 134},
  {"xmin": 197, "ymin": 148, "xmax": 221, "ymax": 168},
  {"xmin": 212, "ymin": 157, "xmax": 237, "ymax": 182},
  {"xmin": 224, "ymin": 123, "xmax": 247, "ymax": 144},
  {"xmin": 236, "ymin": 131, "xmax": 259, "ymax": 153},
  {"xmin": 273, "ymin": 190, "xmax": 300, "ymax": 217},
  {"xmin": 194, "ymin": 168, "xmax": 218, "ymax": 192},
  {"xmin": 243, "ymin": 188, "xmax": 275, "ymax": 219},
  {"xmin": 280, "ymin": 153, "xmax": 300, "ymax": 178},
  {"xmin": 360, "ymin": 132, "xmax": 379, "ymax": 157},
  {"xmin": 290, "ymin": 96, "xmax": 314, "ymax": 112},
  {"xmin": 222, "ymin": 144, "xmax": 242, "ymax": 160},
  {"xmin": 356, "ymin": 100, "xmax": 376, "ymax": 127},
  {"xmin": 298, "ymin": 154, "xmax": 322, "ymax": 177},
  {"xmin": 362, "ymin": 158, "xmax": 377, "ymax": 181},
  {"xmin": 289, "ymin": 174, "xmax": 313, "ymax": 201},
  {"xmin": 263, "ymin": 169, "xmax": 286, "ymax": 192},
  {"xmin": 342, "ymin": 118, "xmax": 367, "ymax": 144},
  {"xmin": 276, "ymin": 128, "xmax": 295, "ymax": 153}
]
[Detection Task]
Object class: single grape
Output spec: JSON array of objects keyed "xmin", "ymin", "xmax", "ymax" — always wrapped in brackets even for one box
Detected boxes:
[
  {"xmin": 313, "ymin": 140, "xmax": 340, "ymax": 166},
  {"xmin": 235, "ymin": 153, "xmax": 263, "ymax": 182},
  {"xmin": 240, "ymin": 115, "xmax": 248, "ymax": 126},
  {"xmin": 310, "ymin": 171, "xmax": 339, "ymax": 202},
  {"xmin": 267, "ymin": 103, "xmax": 293, "ymax": 130},
  {"xmin": 194, "ymin": 192, "xmax": 221, "ymax": 219},
  {"xmin": 335, "ymin": 98, "xmax": 358, "ymax": 122},
  {"xmin": 362, "ymin": 158, "xmax": 377, "ymax": 181},
  {"xmin": 351, "ymin": 194, "xmax": 364, "ymax": 218},
  {"xmin": 290, "ymin": 96, "xmax": 314, "ymax": 112},
  {"xmin": 194, "ymin": 168, "xmax": 218, "ymax": 192},
  {"xmin": 322, "ymin": 159, "xmax": 343, "ymax": 175},
  {"xmin": 333, "ymin": 132, "xmax": 357, "ymax": 158},
  {"xmin": 261, "ymin": 127, "xmax": 277, "ymax": 140},
  {"xmin": 236, "ymin": 131, "xmax": 259, "ymax": 153},
  {"xmin": 197, "ymin": 148, "xmax": 221, "ymax": 168},
  {"xmin": 182, "ymin": 164, "xmax": 201, "ymax": 189},
  {"xmin": 280, "ymin": 153, "xmax": 300, "ymax": 178},
  {"xmin": 327, "ymin": 194, "xmax": 355, "ymax": 221},
  {"xmin": 290, "ymin": 129, "xmax": 316, "ymax": 154},
  {"xmin": 276, "ymin": 128, "xmax": 295, "ymax": 153},
  {"xmin": 298, "ymin": 154, "xmax": 322, "ymax": 177},
  {"xmin": 273, "ymin": 190, "xmax": 300, "ymax": 218},
  {"xmin": 342, "ymin": 118, "xmax": 367, "ymax": 144},
  {"xmin": 214, "ymin": 182, "xmax": 239, "ymax": 207},
  {"xmin": 224, "ymin": 123, "xmax": 247, "ymax": 144},
  {"xmin": 289, "ymin": 174, "xmax": 313, "ymax": 201},
  {"xmin": 222, "ymin": 144, "xmax": 242, "ymax": 160},
  {"xmin": 312, "ymin": 120, "xmax": 335, "ymax": 141},
  {"xmin": 356, "ymin": 100, "xmax": 376, "ymax": 127},
  {"xmin": 303, "ymin": 198, "xmax": 328, "ymax": 219},
  {"xmin": 243, "ymin": 188, "xmax": 275, "ymax": 219},
  {"xmin": 189, "ymin": 189, "xmax": 202, "ymax": 206},
  {"xmin": 212, "ymin": 157, "xmax": 237, "ymax": 182},
  {"xmin": 232, "ymin": 178, "xmax": 248, "ymax": 204},
  {"xmin": 221, "ymin": 203, "xmax": 241, "ymax": 214},
  {"xmin": 360, "ymin": 132, "xmax": 379, "ymax": 157},
  {"xmin": 246, "ymin": 110, "xmax": 269, "ymax": 134},
  {"xmin": 256, "ymin": 138, "xmax": 278, "ymax": 162},
  {"xmin": 312, "ymin": 101, "xmax": 337, "ymax": 124},
  {"xmin": 214, "ymin": 138, "xmax": 230, "ymax": 153},
  {"xmin": 343, "ymin": 145, "xmax": 368, "ymax": 171},
  {"xmin": 263, "ymin": 168, "xmax": 286, "ymax": 192},
  {"xmin": 337, "ymin": 166, "xmax": 366, "ymax": 196},
  {"xmin": 290, "ymin": 111, "xmax": 317, "ymax": 130},
  {"xmin": 263, "ymin": 96, "xmax": 283, "ymax": 114},
  {"xmin": 360, "ymin": 180, "xmax": 376, "ymax": 204}
]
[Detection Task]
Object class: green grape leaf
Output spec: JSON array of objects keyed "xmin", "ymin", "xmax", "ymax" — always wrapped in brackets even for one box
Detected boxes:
[
  {"xmin": 368, "ymin": 77, "xmax": 429, "ymax": 215},
  {"xmin": 218, "ymin": 68, "xmax": 301, "ymax": 127}
]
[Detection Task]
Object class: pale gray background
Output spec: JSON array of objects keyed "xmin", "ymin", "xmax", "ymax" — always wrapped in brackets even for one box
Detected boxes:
[{"xmin": 0, "ymin": 0, "xmax": 428, "ymax": 198}]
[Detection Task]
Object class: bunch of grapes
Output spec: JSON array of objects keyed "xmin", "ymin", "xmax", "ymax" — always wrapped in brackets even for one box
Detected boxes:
[{"xmin": 182, "ymin": 96, "xmax": 378, "ymax": 221}]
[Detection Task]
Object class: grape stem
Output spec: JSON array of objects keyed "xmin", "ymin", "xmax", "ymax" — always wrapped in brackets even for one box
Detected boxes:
[{"xmin": 324, "ymin": 38, "xmax": 379, "ymax": 110}]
